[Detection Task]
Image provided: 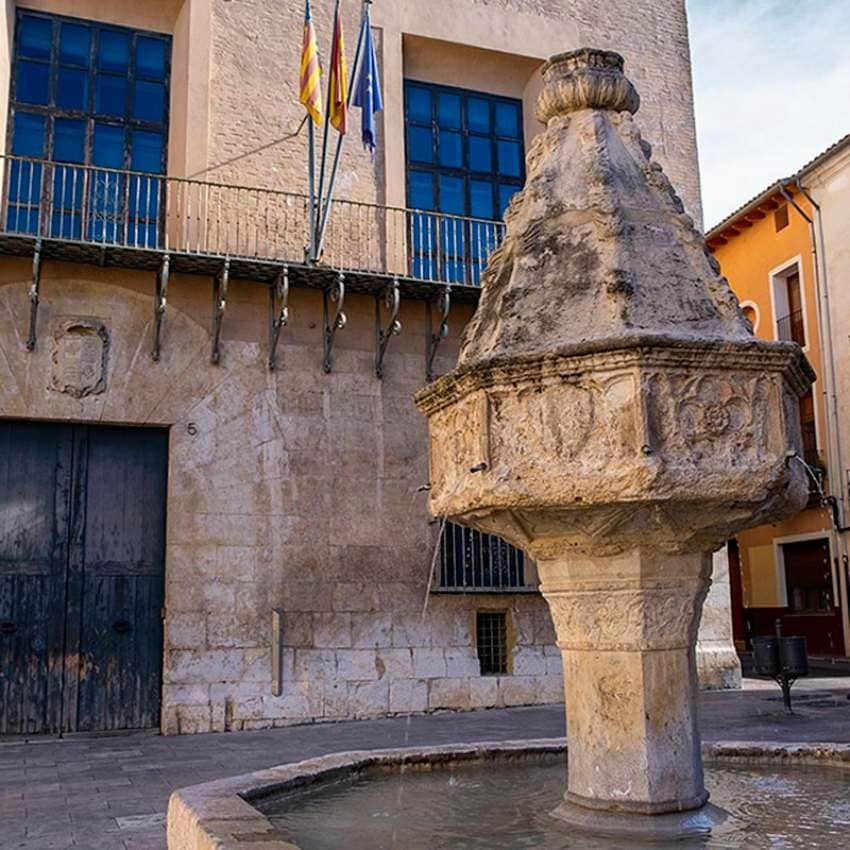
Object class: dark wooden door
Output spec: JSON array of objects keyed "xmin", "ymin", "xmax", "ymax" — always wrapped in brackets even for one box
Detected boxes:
[
  {"xmin": 0, "ymin": 421, "xmax": 167, "ymax": 735},
  {"xmin": 0, "ymin": 421, "xmax": 72, "ymax": 735}
]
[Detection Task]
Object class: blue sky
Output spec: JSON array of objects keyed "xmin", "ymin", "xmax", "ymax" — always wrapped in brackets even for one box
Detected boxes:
[{"xmin": 687, "ymin": 0, "xmax": 850, "ymax": 228}]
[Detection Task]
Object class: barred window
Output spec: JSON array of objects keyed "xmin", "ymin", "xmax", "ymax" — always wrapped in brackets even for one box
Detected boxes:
[
  {"xmin": 436, "ymin": 521, "xmax": 533, "ymax": 592},
  {"xmin": 476, "ymin": 611, "xmax": 508, "ymax": 675}
]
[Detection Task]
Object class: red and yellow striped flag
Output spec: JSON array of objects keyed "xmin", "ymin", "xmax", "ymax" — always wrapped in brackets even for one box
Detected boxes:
[
  {"xmin": 299, "ymin": 0, "xmax": 323, "ymax": 125},
  {"xmin": 327, "ymin": 6, "xmax": 348, "ymax": 133}
]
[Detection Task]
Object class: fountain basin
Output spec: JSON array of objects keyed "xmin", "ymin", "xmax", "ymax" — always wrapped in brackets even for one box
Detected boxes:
[{"xmin": 166, "ymin": 740, "xmax": 850, "ymax": 850}]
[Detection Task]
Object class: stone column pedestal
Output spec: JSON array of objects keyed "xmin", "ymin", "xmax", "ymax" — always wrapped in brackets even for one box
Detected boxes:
[
  {"xmin": 538, "ymin": 548, "xmax": 711, "ymax": 816},
  {"xmin": 696, "ymin": 548, "xmax": 743, "ymax": 690}
]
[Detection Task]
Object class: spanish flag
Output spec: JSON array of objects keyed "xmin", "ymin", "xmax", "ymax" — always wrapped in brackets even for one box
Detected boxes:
[
  {"xmin": 327, "ymin": 5, "xmax": 348, "ymax": 134},
  {"xmin": 299, "ymin": 0, "xmax": 323, "ymax": 125}
]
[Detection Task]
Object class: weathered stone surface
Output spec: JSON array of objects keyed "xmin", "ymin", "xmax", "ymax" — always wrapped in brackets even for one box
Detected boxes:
[
  {"xmin": 541, "ymin": 549, "xmax": 709, "ymax": 813},
  {"xmin": 416, "ymin": 48, "xmax": 812, "ymax": 824},
  {"xmin": 49, "ymin": 317, "xmax": 109, "ymax": 398},
  {"xmin": 697, "ymin": 548, "xmax": 743, "ymax": 690}
]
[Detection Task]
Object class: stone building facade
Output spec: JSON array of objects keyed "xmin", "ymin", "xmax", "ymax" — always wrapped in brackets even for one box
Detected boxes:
[{"xmin": 0, "ymin": 0, "xmax": 734, "ymax": 737}]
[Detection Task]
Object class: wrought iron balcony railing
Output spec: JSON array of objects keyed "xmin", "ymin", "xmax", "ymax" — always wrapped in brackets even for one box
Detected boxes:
[
  {"xmin": 776, "ymin": 309, "xmax": 806, "ymax": 347},
  {"xmin": 0, "ymin": 155, "xmax": 505, "ymax": 289}
]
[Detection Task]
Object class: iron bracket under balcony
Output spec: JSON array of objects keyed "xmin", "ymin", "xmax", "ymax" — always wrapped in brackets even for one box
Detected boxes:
[
  {"xmin": 211, "ymin": 258, "xmax": 230, "ymax": 365},
  {"xmin": 0, "ymin": 156, "xmax": 498, "ymax": 372},
  {"xmin": 268, "ymin": 265, "xmax": 290, "ymax": 372},
  {"xmin": 25, "ymin": 238, "xmax": 42, "ymax": 352},
  {"xmin": 151, "ymin": 253, "xmax": 169, "ymax": 362},
  {"xmin": 322, "ymin": 271, "xmax": 347, "ymax": 374},
  {"xmin": 375, "ymin": 277, "xmax": 402, "ymax": 379},
  {"xmin": 425, "ymin": 285, "xmax": 452, "ymax": 382}
]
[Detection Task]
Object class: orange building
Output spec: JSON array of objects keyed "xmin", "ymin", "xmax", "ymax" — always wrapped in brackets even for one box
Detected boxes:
[{"xmin": 707, "ymin": 186, "xmax": 847, "ymax": 657}]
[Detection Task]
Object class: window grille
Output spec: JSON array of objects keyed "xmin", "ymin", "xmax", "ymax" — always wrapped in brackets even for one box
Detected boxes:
[
  {"xmin": 403, "ymin": 80, "xmax": 525, "ymax": 284},
  {"xmin": 476, "ymin": 611, "xmax": 508, "ymax": 675},
  {"xmin": 7, "ymin": 10, "xmax": 171, "ymax": 240},
  {"xmin": 436, "ymin": 521, "xmax": 533, "ymax": 592}
]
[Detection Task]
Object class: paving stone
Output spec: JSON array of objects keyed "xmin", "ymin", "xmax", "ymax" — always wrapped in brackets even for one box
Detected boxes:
[
  {"xmin": 116, "ymin": 813, "xmax": 167, "ymax": 831},
  {"xmin": 106, "ymin": 800, "xmax": 161, "ymax": 818},
  {"xmin": 1, "ymin": 682, "xmax": 848, "ymax": 850},
  {"xmin": 67, "ymin": 799, "xmax": 112, "ymax": 818},
  {"xmin": 67, "ymin": 817, "xmax": 122, "ymax": 834}
]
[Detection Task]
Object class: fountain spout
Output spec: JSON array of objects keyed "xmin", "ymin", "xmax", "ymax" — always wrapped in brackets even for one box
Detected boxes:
[{"xmin": 415, "ymin": 48, "xmax": 813, "ymax": 836}]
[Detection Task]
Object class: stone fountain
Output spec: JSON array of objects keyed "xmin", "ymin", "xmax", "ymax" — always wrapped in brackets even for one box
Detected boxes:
[{"xmin": 415, "ymin": 49, "xmax": 813, "ymax": 837}]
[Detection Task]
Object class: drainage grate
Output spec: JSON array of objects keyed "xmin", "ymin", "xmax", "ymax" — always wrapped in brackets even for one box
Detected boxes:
[{"xmin": 476, "ymin": 611, "xmax": 508, "ymax": 675}]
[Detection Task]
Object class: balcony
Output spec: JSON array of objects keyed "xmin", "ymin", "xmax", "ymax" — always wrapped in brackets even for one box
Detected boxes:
[
  {"xmin": 776, "ymin": 308, "xmax": 806, "ymax": 347},
  {"xmin": 0, "ymin": 155, "xmax": 505, "ymax": 300},
  {"xmin": 801, "ymin": 420, "xmax": 824, "ymax": 507}
]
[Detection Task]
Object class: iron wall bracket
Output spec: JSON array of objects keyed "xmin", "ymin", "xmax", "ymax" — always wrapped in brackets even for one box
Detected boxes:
[
  {"xmin": 322, "ymin": 271, "xmax": 347, "ymax": 373},
  {"xmin": 426, "ymin": 285, "xmax": 451, "ymax": 382},
  {"xmin": 268, "ymin": 265, "xmax": 290, "ymax": 371},
  {"xmin": 375, "ymin": 277, "xmax": 402, "ymax": 379},
  {"xmin": 25, "ymin": 239, "xmax": 42, "ymax": 352},
  {"xmin": 211, "ymin": 258, "xmax": 230, "ymax": 365},
  {"xmin": 151, "ymin": 254, "xmax": 170, "ymax": 362}
]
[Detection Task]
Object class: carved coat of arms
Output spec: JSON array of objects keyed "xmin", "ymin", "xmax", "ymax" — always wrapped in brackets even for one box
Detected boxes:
[{"xmin": 50, "ymin": 319, "xmax": 109, "ymax": 398}]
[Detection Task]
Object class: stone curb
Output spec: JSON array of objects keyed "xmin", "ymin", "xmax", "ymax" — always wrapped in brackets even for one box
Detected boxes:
[
  {"xmin": 166, "ymin": 738, "xmax": 850, "ymax": 850},
  {"xmin": 703, "ymin": 740, "xmax": 850, "ymax": 768}
]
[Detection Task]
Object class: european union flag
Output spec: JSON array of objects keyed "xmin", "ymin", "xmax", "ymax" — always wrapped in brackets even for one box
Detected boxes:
[{"xmin": 351, "ymin": 14, "xmax": 383, "ymax": 157}]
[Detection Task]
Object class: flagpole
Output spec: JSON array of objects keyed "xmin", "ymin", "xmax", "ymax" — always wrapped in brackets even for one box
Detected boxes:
[
  {"xmin": 315, "ymin": 1, "xmax": 370, "ymax": 261},
  {"xmin": 315, "ymin": 0, "xmax": 343, "ymax": 243},
  {"xmin": 307, "ymin": 119, "xmax": 317, "ymax": 261},
  {"xmin": 300, "ymin": 0, "xmax": 323, "ymax": 262}
]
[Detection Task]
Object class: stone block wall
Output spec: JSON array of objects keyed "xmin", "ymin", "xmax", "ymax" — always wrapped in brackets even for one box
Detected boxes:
[
  {"xmin": 0, "ymin": 264, "xmax": 565, "ymax": 734},
  {"xmin": 0, "ymin": 0, "xmax": 727, "ymax": 734},
  {"xmin": 203, "ymin": 0, "xmax": 702, "ymax": 225}
]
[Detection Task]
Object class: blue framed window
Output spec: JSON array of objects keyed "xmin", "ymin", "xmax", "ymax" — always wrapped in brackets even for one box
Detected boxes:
[
  {"xmin": 404, "ymin": 81, "xmax": 524, "ymax": 284},
  {"xmin": 6, "ymin": 10, "xmax": 170, "ymax": 245}
]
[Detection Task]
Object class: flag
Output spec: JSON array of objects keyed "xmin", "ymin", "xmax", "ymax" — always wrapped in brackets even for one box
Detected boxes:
[
  {"xmin": 351, "ymin": 14, "xmax": 383, "ymax": 156},
  {"xmin": 299, "ymin": 0, "xmax": 323, "ymax": 124},
  {"xmin": 327, "ymin": 5, "xmax": 348, "ymax": 133}
]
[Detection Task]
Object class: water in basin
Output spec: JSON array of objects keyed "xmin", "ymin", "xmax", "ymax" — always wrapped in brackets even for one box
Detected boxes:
[{"xmin": 265, "ymin": 756, "xmax": 850, "ymax": 849}]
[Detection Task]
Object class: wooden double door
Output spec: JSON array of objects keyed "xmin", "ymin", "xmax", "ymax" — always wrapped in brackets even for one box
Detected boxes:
[{"xmin": 0, "ymin": 421, "xmax": 168, "ymax": 735}]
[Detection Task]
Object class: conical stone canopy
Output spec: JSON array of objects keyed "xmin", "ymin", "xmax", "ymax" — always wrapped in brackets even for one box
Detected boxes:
[{"xmin": 459, "ymin": 48, "xmax": 754, "ymax": 369}]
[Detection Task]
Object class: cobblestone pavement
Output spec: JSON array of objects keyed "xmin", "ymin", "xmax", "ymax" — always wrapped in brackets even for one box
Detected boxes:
[{"xmin": 2, "ymin": 678, "xmax": 849, "ymax": 850}]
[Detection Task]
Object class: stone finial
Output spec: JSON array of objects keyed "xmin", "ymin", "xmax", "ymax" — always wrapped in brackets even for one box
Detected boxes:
[{"xmin": 537, "ymin": 48, "xmax": 640, "ymax": 123}]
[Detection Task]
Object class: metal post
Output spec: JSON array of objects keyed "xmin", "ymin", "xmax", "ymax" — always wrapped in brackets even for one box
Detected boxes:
[
  {"xmin": 271, "ymin": 608, "xmax": 284, "ymax": 697},
  {"xmin": 774, "ymin": 618, "xmax": 793, "ymax": 713},
  {"xmin": 307, "ymin": 121, "xmax": 317, "ymax": 261},
  {"xmin": 315, "ymin": 0, "xmax": 343, "ymax": 241}
]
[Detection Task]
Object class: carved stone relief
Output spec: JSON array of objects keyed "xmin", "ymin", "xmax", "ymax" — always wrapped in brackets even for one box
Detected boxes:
[
  {"xmin": 429, "ymin": 391, "xmax": 488, "ymax": 494},
  {"xmin": 487, "ymin": 372, "xmax": 638, "ymax": 473},
  {"xmin": 644, "ymin": 370, "xmax": 777, "ymax": 463},
  {"xmin": 547, "ymin": 585, "xmax": 707, "ymax": 652},
  {"xmin": 50, "ymin": 318, "xmax": 109, "ymax": 398}
]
